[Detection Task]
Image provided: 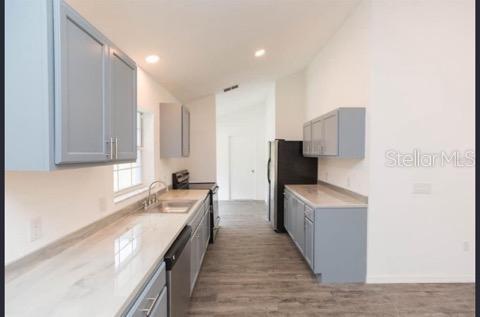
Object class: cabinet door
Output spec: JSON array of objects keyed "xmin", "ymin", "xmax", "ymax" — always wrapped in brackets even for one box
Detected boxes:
[
  {"xmin": 190, "ymin": 229, "xmax": 200, "ymax": 292},
  {"xmin": 181, "ymin": 106, "xmax": 190, "ymax": 157},
  {"xmin": 110, "ymin": 47, "xmax": 137, "ymax": 161},
  {"xmin": 296, "ymin": 199, "xmax": 305, "ymax": 254},
  {"xmin": 205, "ymin": 206, "xmax": 211, "ymax": 247},
  {"xmin": 322, "ymin": 112, "xmax": 338, "ymax": 156},
  {"xmin": 290, "ymin": 196, "xmax": 297, "ymax": 239},
  {"xmin": 54, "ymin": 1, "xmax": 110, "ymax": 164},
  {"xmin": 302, "ymin": 123, "xmax": 312, "ymax": 156},
  {"xmin": 284, "ymin": 194, "xmax": 290, "ymax": 233},
  {"xmin": 311, "ymin": 119, "xmax": 323, "ymax": 156},
  {"xmin": 304, "ymin": 217, "xmax": 314, "ymax": 270}
]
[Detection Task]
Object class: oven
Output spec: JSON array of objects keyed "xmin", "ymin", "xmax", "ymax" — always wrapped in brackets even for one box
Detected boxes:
[{"xmin": 172, "ymin": 170, "xmax": 220, "ymax": 243}]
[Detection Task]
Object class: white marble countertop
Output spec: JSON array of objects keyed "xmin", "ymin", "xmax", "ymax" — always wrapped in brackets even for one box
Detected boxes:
[
  {"xmin": 5, "ymin": 189, "xmax": 209, "ymax": 317},
  {"xmin": 285, "ymin": 184, "xmax": 367, "ymax": 208}
]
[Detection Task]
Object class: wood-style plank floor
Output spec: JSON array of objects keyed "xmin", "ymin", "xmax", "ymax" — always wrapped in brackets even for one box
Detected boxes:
[{"xmin": 188, "ymin": 201, "xmax": 474, "ymax": 316}]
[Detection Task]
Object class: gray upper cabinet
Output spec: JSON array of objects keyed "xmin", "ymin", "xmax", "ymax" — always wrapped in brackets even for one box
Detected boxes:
[
  {"xmin": 160, "ymin": 103, "xmax": 190, "ymax": 158},
  {"xmin": 302, "ymin": 122, "xmax": 312, "ymax": 156},
  {"xmin": 5, "ymin": 0, "xmax": 137, "ymax": 170},
  {"xmin": 311, "ymin": 119, "xmax": 323, "ymax": 156},
  {"xmin": 110, "ymin": 47, "xmax": 137, "ymax": 161},
  {"xmin": 181, "ymin": 106, "xmax": 190, "ymax": 157},
  {"xmin": 54, "ymin": 1, "xmax": 111, "ymax": 164},
  {"xmin": 322, "ymin": 112, "xmax": 338, "ymax": 156},
  {"xmin": 302, "ymin": 107, "xmax": 365, "ymax": 159}
]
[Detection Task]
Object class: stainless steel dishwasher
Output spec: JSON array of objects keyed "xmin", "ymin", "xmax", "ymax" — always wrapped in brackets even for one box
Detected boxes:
[{"xmin": 164, "ymin": 226, "xmax": 192, "ymax": 317}]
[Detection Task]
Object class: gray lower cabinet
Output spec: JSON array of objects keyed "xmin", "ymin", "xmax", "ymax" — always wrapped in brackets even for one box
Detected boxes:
[
  {"xmin": 5, "ymin": 0, "xmax": 137, "ymax": 170},
  {"xmin": 286, "ymin": 195, "xmax": 305, "ymax": 256},
  {"xmin": 125, "ymin": 261, "xmax": 167, "ymax": 317},
  {"xmin": 189, "ymin": 198, "xmax": 210, "ymax": 294},
  {"xmin": 302, "ymin": 107, "xmax": 365, "ymax": 159},
  {"xmin": 283, "ymin": 194, "xmax": 290, "ymax": 233},
  {"xmin": 160, "ymin": 103, "xmax": 190, "ymax": 158},
  {"xmin": 304, "ymin": 216, "xmax": 314, "ymax": 270},
  {"xmin": 295, "ymin": 197, "xmax": 305, "ymax": 254},
  {"xmin": 148, "ymin": 287, "xmax": 168, "ymax": 317},
  {"xmin": 284, "ymin": 188, "xmax": 367, "ymax": 283}
]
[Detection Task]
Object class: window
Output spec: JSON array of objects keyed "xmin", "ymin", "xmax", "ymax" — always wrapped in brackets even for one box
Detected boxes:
[{"xmin": 113, "ymin": 112, "xmax": 143, "ymax": 193}]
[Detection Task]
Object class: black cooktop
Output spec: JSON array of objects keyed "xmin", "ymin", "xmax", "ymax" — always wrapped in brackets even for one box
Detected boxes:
[{"xmin": 187, "ymin": 182, "xmax": 217, "ymax": 191}]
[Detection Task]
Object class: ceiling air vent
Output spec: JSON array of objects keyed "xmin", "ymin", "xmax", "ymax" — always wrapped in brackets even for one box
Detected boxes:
[{"xmin": 223, "ymin": 84, "xmax": 239, "ymax": 92}]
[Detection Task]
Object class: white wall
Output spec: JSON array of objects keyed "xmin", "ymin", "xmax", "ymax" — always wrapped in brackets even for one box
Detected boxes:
[
  {"xmin": 304, "ymin": 0, "xmax": 474, "ymax": 282},
  {"xmin": 184, "ymin": 95, "xmax": 217, "ymax": 182},
  {"xmin": 366, "ymin": 0, "xmax": 475, "ymax": 283},
  {"xmin": 5, "ymin": 68, "xmax": 186, "ymax": 264},
  {"xmin": 275, "ymin": 71, "xmax": 306, "ymax": 141},
  {"xmin": 264, "ymin": 84, "xmax": 276, "ymax": 143},
  {"xmin": 216, "ymin": 103, "xmax": 267, "ymax": 201},
  {"xmin": 305, "ymin": 0, "xmax": 370, "ymax": 196}
]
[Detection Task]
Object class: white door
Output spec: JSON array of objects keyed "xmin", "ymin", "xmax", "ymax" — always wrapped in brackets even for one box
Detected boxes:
[{"xmin": 229, "ymin": 135, "xmax": 256, "ymax": 200}]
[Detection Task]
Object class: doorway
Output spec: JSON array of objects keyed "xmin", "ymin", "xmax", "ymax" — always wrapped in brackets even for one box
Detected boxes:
[{"xmin": 229, "ymin": 135, "xmax": 256, "ymax": 199}]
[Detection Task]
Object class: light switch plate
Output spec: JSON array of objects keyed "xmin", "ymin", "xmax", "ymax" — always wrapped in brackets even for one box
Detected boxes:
[{"xmin": 412, "ymin": 183, "xmax": 432, "ymax": 195}]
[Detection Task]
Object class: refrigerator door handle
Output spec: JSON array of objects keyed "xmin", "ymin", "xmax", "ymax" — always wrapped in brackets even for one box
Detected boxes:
[{"xmin": 267, "ymin": 158, "xmax": 271, "ymax": 183}]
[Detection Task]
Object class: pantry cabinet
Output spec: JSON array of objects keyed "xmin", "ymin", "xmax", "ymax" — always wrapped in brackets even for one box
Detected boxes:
[{"xmin": 5, "ymin": 0, "xmax": 137, "ymax": 170}]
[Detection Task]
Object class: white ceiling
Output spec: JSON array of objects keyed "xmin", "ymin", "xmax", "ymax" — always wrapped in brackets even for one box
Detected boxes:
[
  {"xmin": 216, "ymin": 81, "xmax": 273, "ymax": 118},
  {"xmin": 67, "ymin": 0, "xmax": 359, "ymax": 103}
]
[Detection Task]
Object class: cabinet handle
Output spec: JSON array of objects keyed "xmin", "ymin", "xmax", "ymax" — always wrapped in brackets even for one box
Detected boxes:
[
  {"xmin": 107, "ymin": 138, "xmax": 115, "ymax": 160},
  {"xmin": 115, "ymin": 138, "xmax": 118, "ymax": 159},
  {"xmin": 140, "ymin": 296, "xmax": 159, "ymax": 315}
]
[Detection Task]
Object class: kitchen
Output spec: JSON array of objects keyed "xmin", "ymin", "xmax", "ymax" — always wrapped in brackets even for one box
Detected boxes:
[{"xmin": 4, "ymin": 0, "xmax": 475, "ymax": 316}]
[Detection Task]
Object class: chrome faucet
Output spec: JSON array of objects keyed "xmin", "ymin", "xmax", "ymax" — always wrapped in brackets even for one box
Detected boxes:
[{"xmin": 143, "ymin": 180, "xmax": 169, "ymax": 210}]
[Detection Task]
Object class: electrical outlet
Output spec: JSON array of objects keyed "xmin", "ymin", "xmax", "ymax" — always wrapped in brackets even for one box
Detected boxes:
[
  {"xmin": 98, "ymin": 197, "xmax": 107, "ymax": 213},
  {"xmin": 30, "ymin": 217, "xmax": 42, "ymax": 242},
  {"xmin": 412, "ymin": 183, "xmax": 432, "ymax": 195},
  {"xmin": 463, "ymin": 241, "xmax": 469, "ymax": 252},
  {"xmin": 325, "ymin": 172, "xmax": 329, "ymax": 181},
  {"xmin": 346, "ymin": 177, "xmax": 351, "ymax": 188}
]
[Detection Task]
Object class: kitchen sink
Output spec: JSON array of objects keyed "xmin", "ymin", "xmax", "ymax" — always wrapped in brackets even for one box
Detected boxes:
[{"xmin": 145, "ymin": 200, "xmax": 196, "ymax": 214}]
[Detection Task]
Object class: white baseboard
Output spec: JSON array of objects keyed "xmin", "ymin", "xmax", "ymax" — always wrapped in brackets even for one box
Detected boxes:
[{"xmin": 366, "ymin": 275, "xmax": 475, "ymax": 284}]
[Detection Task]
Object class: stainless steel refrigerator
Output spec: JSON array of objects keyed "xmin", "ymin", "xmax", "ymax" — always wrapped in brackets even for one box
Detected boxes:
[{"xmin": 267, "ymin": 139, "xmax": 318, "ymax": 232}]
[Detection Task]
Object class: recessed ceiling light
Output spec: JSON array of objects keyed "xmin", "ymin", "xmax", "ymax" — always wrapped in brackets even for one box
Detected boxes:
[
  {"xmin": 145, "ymin": 55, "xmax": 160, "ymax": 63},
  {"xmin": 255, "ymin": 49, "xmax": 266, "ymax": 57}
]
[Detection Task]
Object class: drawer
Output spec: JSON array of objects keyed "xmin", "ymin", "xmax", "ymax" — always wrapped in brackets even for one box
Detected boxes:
[
  {"xmin": 304, "ymin": 205, "xmax": 314, "ymax": 221},
  {"xmin": 149, "ymin": 286, "xmax": 167, "ymax": 317},
  {"xmin": 125, "ymin": 261, "xmax": 166, "ymax": 317}
]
